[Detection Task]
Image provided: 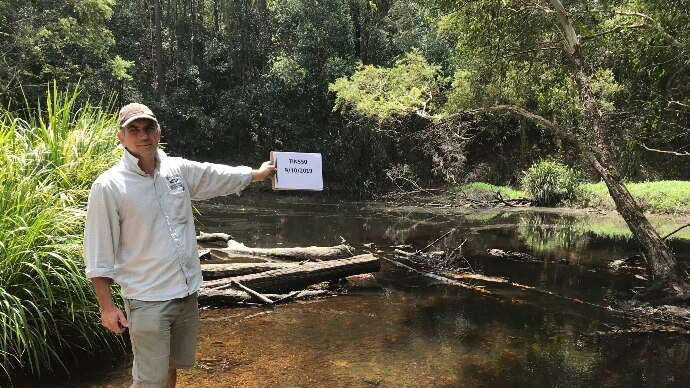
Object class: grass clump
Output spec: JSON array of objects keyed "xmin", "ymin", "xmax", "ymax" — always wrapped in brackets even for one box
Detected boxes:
[
  {"xmin": 521, "ymin": 160, "xmax": 583, "ymax": 206},
  {"xmin": 0, "ymin": 83, "xmax": 122, "ymax": 381}
]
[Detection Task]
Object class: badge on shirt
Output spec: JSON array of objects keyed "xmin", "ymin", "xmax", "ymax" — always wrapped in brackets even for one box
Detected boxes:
[{"xmin": 166, "ymin": 174, "xmax": 185, "ymax": 194}]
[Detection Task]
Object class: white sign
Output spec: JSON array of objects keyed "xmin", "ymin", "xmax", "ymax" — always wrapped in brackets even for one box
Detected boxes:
[{"xmin": 271, "ymin": 151, "xmax": 323, "ymax": 191}]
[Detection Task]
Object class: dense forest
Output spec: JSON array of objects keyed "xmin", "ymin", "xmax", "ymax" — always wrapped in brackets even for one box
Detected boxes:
[{"xmin": 2, "ymin": 0, "xmax": 689, "ymax": 195}]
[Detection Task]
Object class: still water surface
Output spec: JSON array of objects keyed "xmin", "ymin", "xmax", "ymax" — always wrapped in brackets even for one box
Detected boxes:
[
  {"xmin": 188, "ymin": 194, "xmax": 690, "ymax": 387},
  {"xmin": 41, "ymin": 194, "xmax": 690, "ymax": 387}
]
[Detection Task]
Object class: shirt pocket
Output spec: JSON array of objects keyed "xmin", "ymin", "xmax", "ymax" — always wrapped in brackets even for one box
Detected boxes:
[{"xmin": 170, "ymin": 190, "xmax": 192, "ymax": 224}]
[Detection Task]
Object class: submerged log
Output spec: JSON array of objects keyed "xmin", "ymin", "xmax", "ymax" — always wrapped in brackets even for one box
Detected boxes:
[
  {"xmin": 486, "ymin": 248, "xmax": 539, "ymax": 262},
  {"xmin": 198, "ymin": 289, "xmax": 333, "ymax": 305},
  {"xmin": 218, "ymin": 240, "xmax": 354, "ymax": 261},
  {"xmin": 202, "ymin": 254, "xmax": 380, "ymax": 293}
]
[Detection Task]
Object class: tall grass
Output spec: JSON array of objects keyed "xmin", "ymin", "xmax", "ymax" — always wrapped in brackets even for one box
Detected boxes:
[
  {"xmin": 580, "ymin": 181, "xmax": 690, "ymax": 214},
  {"xmin": 0, "ymin": 83, "xmax": 122, "ymax": 381}
]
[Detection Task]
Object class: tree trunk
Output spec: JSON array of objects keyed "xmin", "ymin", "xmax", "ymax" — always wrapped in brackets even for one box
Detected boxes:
[
  {"xmin": 154, "ymin": 0, "xmax": 164, "ymax": 98},
  {"xmin": 549, "ymin": 0, "xmax": 685, "ymax": 291}
]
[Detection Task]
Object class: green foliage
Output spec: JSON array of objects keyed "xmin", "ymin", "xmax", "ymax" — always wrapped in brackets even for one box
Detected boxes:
[
  {"xmin": 0, "ymin": 0, "xmax": 117, "ymax": 105},
  {"xmin": 268, "ymin": 55, "xmax": 308, "ymax": 90},
  {"xmin": 579, "ymin": 180, "xmax": 690, "ymax": 215},
  {"xmin": 589, "ymin": 68, "xmax": 624, "ymax": 113},
  {"xmin": 3, "ymin": 0, "xmax": 690, "ymax": 197},
  {"xmin": 109, "ymin": 55, "xmax": 134, "ymax": 81},
  {"xmin": 270, "ymin": 0, "xmax": 355, "ymax": 87},
  {"xmin": 521, "ymin": 160, "xmax": 583, "ymax": 207},
  {"xmin": 0, "ymin": 84, "xmax": 122, "ymax": 381},
  {"xmin": 453, "ymin": 182, "xmax": 525, "ymax": 200},
  {"xmin": 330, "ymin": 50, "xmax": 444, "ymax": 121}
]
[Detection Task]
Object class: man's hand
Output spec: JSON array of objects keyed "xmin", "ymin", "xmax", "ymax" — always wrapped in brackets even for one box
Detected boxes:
[
  {"xmin": 91, "ymin": 277, "xmax": 128, "ymax": 334},
  {"xmin": 252, "ymin": 161, "xmax": 276, "ymax": 182},
  {"xmin": 101, "ymin": 306, "xmax": 128, "ymax": 334}
]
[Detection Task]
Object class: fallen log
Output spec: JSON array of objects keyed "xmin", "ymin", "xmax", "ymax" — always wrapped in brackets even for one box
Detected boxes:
[
  {"xmin": 200, "ymin": 248, "xmax": 273, "ymax": 263},
  {"xmin": 228, "ymin": 281, "xmax": 275, "ymax": 305},
  {"xmin": 202, "ymin": 262, "xmax": 296, "ymax": 280},
  {"xmin": 198, "ymin": 289, "xmax": 333, "ymax": 305},
  {"xmin": 197, "ymin": 231, "xmax": 234, "ymax": 243},
  {"xmin": 486, "ymin": 248, "xmax": 539, "ymax": 262},
  {"xmin": 202, "ymin": 254, "xmax": 380, "ymax": 293},
  {"xmin": 218, "ymin": 240, "xmax": 354, "ymax": 261}
]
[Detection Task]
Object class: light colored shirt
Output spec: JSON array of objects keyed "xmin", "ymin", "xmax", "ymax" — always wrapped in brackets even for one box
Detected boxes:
[{"xmin": 84, "ymin": 149, "xmax": 252, "ymax": 301}]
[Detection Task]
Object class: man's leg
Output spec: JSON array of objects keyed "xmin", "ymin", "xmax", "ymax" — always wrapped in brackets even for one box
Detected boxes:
[
  {"xmin": 163, "ymin": 368, "xmax": 176, "ymax": 388},
  {"xmin": 124, "ymin": 294, "xmax": 198, "ymax": 388},
  {"xmin": 168, "ymin": 293, "xmax": 199, "ymax": 373},
  {"xmin": 124, "ymin": 299, "xmax": 175, "ymax": 388}
]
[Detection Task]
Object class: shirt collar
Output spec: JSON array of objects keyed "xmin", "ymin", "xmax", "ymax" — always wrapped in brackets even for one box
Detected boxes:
[{"xmin": 122, "ymin": 148, "xmax": 166, "ymax": 176}]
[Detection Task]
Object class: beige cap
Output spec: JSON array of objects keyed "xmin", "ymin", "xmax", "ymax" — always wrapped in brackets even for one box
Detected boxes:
[{"xmin": 118, "ymin": 103, "xmax": 158, "ymax": 128}]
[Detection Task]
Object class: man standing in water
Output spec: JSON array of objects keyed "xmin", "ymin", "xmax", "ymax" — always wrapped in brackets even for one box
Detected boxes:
[{"xmin": 84, "ymin": 103, "xmax": 275, "ymax": 388}]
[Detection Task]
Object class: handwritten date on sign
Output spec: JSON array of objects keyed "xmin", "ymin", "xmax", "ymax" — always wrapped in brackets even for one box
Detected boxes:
[{"xmin": 270, "ymin": 152, "xmax": 323, "ymax": 191}]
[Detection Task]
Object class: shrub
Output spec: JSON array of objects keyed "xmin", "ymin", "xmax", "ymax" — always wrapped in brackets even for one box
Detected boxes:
[{"xmin": 521, "ymin": 160, "xmax": 582, "ymax": 206}]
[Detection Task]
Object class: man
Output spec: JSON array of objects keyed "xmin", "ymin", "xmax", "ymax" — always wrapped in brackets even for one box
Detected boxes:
[{"xmin": 84, "ymin": 103, "xmax": 275, "ymax": 388}]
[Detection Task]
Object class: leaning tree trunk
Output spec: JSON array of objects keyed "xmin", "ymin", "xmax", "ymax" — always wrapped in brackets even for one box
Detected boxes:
[{"xmin": 550, "ymin": 0, "xmax": 684, "ymax": 291}]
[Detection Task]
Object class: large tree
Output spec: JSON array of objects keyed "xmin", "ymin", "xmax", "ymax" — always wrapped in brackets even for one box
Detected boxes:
[{"xmin": 331, "ymin": 0, "xmax": 690, "ymax": 297}]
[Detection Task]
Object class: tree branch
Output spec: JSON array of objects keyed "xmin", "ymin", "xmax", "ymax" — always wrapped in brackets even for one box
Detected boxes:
[
  {"xmin": 615, "ymin": 11, "xmax": 683, "ymax": 48},
  {"xmin": 416, "ymin": 104, "xmax": 576, "ymax": 144},
  {"xmin": 641, "ymin": 144, "xmax": 690, "ymax": 157}
]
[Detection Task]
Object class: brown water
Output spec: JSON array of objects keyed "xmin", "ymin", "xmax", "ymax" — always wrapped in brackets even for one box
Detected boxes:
[{"xmin": 25, "ymin": 194, "xmax": 690, "ymax": 387}]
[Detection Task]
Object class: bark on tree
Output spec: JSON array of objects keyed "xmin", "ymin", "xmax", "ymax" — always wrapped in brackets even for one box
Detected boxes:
[
  {"xmin": 153, "ymin": 0, "xmax": 164, "ymax": 98},
  {"xmin": 549, "ymin": 0, "xmax": 686, "ymax": 293}
]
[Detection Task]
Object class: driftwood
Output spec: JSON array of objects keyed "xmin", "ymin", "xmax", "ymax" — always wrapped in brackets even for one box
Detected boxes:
[
  {"xmin": 228, "ymin": 280, "xmax": 275, "ymax": 305},
  {"xmin": 198, "ymin": 289, "xmax": 333, "ymax": 305},
  {"xmin": 217, "ymin": 240, "xmax": 354, "ymax": 261},
  {"xmin": 202, "ymin": 254, "xmax": 380, "ymax": 294},
  {"xmin": 200, "ymin": 248, "xmax": 273, "ymax": 263},
  {"xmin": 202, "ymin": 262, "xmax": 296, "ymax": 280},
  {"xmin": 197, "ymin": 231, "xmax": 234, "ymax": 243},
  {"xmin": 196, "ymin": 236, "xmax": 378, "ymax": 305},
  {"xmin": 486, "ymin": 248, "xmax": 539, "ymax": 262}
]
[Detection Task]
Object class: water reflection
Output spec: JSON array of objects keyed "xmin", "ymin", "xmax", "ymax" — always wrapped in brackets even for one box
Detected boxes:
[{"xmin": 46, "ymin": 194, "xmax": 690, "ymax": 387}]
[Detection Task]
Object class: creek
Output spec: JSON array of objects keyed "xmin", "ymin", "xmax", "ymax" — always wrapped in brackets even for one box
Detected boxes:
[{"xmin": 39, "ymin": 194, "xmax": 690, "ymax": 387}]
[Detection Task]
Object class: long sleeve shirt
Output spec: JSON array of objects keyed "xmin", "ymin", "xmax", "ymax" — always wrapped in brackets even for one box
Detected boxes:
[{"xmin": 84, "ymin": 149, "xmax": 252, "ymax": 301}]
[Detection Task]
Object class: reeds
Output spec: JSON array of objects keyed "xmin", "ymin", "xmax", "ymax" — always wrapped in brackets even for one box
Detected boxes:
[{"xmin": 0, "ymin": 83, "xmax": 123, "ymax": 381}]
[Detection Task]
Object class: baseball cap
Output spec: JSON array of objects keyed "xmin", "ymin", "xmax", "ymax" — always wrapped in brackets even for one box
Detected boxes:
[{"xmin": 118, "ymin": 103, "xmax": 158, "ymax": 128}]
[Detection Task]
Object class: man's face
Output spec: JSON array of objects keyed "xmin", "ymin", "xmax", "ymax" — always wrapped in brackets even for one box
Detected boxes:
[{"xmin": 117, "ymin": 118, "xmax": 160, "ymax": 159}]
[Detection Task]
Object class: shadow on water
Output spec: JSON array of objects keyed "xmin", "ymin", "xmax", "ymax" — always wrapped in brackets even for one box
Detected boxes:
[{"xmin": 26, "ymin": 194, "xmax": 690, "ymax": 387}]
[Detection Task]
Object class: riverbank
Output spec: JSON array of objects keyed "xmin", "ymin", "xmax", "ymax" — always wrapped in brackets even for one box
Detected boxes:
[{"xmin": 383, "ymin": 181, "xmax": 690, "ymax": 216}]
